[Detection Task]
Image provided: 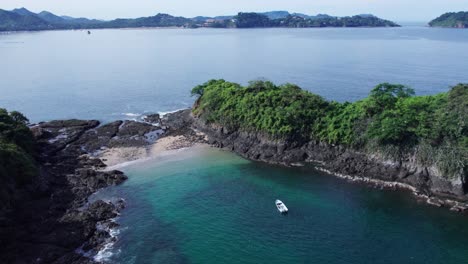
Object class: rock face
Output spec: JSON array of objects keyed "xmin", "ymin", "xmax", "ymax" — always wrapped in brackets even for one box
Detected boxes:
[
  {"xmin": 0, "ymin": 117, "xmax": 170, "ymax": 264},
  {"xmin": 0, "ymin": 111, "xmax": 210, "ymax": 263},
  {"xmin": 192, "ymin": 116, "xmax": 468, "ymax": 205}
]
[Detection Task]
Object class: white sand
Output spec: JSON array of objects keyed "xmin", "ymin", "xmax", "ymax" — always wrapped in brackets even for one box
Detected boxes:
[
  {"xmin": 100, "ymin": 147, "xmax": 148, "ymax": 167},
  {"xmin": 99, "ymin": 135, "xmax": 205, "ymax": 168}
]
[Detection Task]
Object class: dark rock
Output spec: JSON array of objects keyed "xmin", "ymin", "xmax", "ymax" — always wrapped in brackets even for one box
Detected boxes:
[
  {"xmin": 88, "ymin": 200, "xmax": 118, "ymax": 221},
  {"xmin": 1, "ymin": 118, "xmax": 130, "ymax": 264},
  {"xmin": 193, "ymin": 116, "xmax": 468, "ymax": 204},
  {"xmin": 163, "ymin": 109, "xmax": 192, "ymax": 132},
  {"xmin": 144, "ymin": 113, "xmax": 161, "ymax": 124},
  {"xmin": 77, "ymin": 120, "xmax": 163, "ymax": 152}
]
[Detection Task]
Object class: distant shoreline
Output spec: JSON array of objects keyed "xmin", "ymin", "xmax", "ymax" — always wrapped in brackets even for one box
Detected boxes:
[
  {"xmin": 0, "ymin": 8, "xmax": 400, "ymax": 32},
  {"xmin": 0, "ymin": 24, "xmax": 436, "ymax": 34}
]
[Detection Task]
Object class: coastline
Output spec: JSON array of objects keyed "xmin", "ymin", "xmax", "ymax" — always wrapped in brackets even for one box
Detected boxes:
[
  {"xmin": 190, "ymin": 112, "xmax": 468, "ymax": 214},
  {"xmin": 101, "ymin": 135, "xmax": 207, "ymax": 170},
  {"xmin": 0, "ymin": 109, "xmax": 206, "ymax": 263},
  {"xmin": 99, "ymin": 109, "xmax": 468, "ymax": 214},
  {"xmin": 0, "ymin": 25, "xmax": 408, "ymax": 34},
  {"xmin": 1, "ymin": 107, "xmax": 465, "ymax": 263}
]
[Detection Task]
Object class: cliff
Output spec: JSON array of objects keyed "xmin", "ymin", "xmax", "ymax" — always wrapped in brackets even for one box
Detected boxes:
[
  {"xmin": 193, "ymin": 117, "xmax": 467, "ymax": 207},
  {"xmin": 189, "ymin": 80, "xmax": 467, "ymax": 210}
]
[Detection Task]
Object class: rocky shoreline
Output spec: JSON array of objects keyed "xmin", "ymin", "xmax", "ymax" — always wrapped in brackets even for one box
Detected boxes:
[
  {"xmin": 190, "ymin": 111, "xmax": 468, "ymax": 213},
  {"xmin": 1, "ymin": 108, "xmax": 466, "ymax": 263},
  {"xmin": 0, "ymin": 110, "xmax": 205, "ymax": 264}
]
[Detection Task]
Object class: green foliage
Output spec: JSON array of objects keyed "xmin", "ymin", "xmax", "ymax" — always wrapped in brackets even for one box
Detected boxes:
[
  {"xmin": 235, "ymin": 13, "xmax": 272, "ymax": 28},
  {"xmin": 193, "ymin": 79, "xmax": 329, "ymax": 140},
  {"xmin": 193, "ymin": 80, "xmax": 467, "ymax": 178},
  {"xmin": 429, "ymin": 12, "xmax": 468, "ymax": 28},
  {"xmin": 0, "ymin": 8, "xmax": 400, "ymax": 32},
  {"xmin": 231, "ymin": 13, "xmax": 399, "ymax": 28},
  {"xmin": 191, "ymin": 84, "xmax": 206, "ymax": 97},
  {"xmin": 276, "ymin": 15, "xmax": 399, "ymax": 28},
  {"xmin": 317, "ymin": 100, "xmax": 368, "ymax": 145},
  {"xmin": 0, "ymin": 140, "xmax": 37, "ymax": 185},
  {"xmin": 0, "ymin": 108, "xmax": 37, "ymax": 186}
]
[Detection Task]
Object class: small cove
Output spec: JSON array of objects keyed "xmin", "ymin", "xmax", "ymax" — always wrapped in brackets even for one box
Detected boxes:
[{"xmin": 92, "ymin": 146, "xmax": 468, "ymax": 264}]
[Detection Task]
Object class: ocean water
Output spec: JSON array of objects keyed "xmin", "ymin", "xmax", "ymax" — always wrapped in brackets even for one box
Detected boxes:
[
  {"xmin": 3, "ymin": 27, "xmax": 468, "ymax": 263},
  {"xmin": 93, "ymin": 147, "xmax": 468, "ymax": 264},
  {"xmin": 1, "ymin": 27, "xmax": 468, "ymax": 123}
]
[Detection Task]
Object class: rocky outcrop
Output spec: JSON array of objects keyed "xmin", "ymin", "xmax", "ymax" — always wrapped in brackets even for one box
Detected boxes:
[
  {"xmin": 0, "ymin": 116, "xmax": 175, "ymax": 264},
  {"xmin": 192, "ymin": 115, "xmax": 468, "ymax": 210}
]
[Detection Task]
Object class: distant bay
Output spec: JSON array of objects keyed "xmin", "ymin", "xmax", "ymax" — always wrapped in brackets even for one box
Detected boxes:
[{"xmin": 1, "ymin": 26, "xmax": 468, "ymax": 122}]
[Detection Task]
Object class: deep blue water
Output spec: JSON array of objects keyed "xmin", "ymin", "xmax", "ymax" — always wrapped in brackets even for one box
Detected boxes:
[{"xmin": 1, "ymin": 27, "xmax": 468, "ymax": 122}]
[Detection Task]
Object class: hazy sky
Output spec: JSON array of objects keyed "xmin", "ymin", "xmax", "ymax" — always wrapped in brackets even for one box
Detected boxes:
[{"xmin": 1, "ymin": 0, "xmax": 467, "ymax": 22}]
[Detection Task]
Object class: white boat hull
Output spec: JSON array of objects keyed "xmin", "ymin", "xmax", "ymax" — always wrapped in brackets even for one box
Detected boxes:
[{"xmin": 275, "ymin": 199, "xmax": 288, "ymax": 213}]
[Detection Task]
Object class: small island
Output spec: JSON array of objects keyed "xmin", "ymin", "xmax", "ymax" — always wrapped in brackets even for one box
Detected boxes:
[
  {"xmin": 429, "ymin": 11, "xmax": 468, "ymax": 28},
  {"xmin": 0, "ymin": 8, "xmax": 400, "ymax": 32}
]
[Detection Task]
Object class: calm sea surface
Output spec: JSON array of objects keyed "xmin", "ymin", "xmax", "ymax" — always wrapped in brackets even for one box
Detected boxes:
[
  {"xmin": 1, "ymin": 27, "xmax": 468, "ymax": 122},
  {"xmin": 93, "ymin": 147, "xmax": 468, "ymax": 264},
  {"xmin": 2, "ymin": 27, "xmax": 468, "ymax": 263}
]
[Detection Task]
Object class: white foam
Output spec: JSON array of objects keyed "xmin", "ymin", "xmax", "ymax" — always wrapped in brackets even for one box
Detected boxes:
[
  {"xmin": 122, "ymin": 113, "xmax": 141, "ymax": 117},
  {"xmin": 93, "ymin": 220, "xmax": 122, "ymax": 262},
  {"xmin": 158, "ymin": 108, "xmax": 189, "ymax": 117}
]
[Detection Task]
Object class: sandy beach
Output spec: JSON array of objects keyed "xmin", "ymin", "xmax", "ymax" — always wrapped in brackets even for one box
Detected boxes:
[{"xmin": 99, "ymin": 134, "xmax": 206, "ymax": 168}]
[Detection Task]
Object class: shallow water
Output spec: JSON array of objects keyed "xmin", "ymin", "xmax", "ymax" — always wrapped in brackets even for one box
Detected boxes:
[
  {"xmin": 1, "ymin": 27, "xmax": 468, "ymax": 122},
  {"xmin": 93, "ymin": 147, "xmax": 468, "ymax": 264}
]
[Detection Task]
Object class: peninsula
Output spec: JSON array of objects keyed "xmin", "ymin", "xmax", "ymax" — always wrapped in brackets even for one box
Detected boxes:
[{"xmin": 0, "ymin": 8, "xmax": 400, "ymax": 32}]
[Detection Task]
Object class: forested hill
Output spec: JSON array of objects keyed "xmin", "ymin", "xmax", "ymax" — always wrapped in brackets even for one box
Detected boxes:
[
  {"xmin": 429, "ymin": 12, "xmax": 468, "ymax": 28},
  {"xmin": 192, "ymin": 80, "xmax": 467, "ymax": 179},
  {"xmin": 0, "ymin": 8, "xmax": 399, "ymax": 31},
  {"xmin": 232, "ymin": 12, "xmax": 399, "ymax": 28}
]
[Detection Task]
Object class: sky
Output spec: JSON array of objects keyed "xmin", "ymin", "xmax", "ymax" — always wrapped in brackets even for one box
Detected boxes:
[{"xmin": 1, "ymin": 0, "xmax": 467, "ymax": 22}]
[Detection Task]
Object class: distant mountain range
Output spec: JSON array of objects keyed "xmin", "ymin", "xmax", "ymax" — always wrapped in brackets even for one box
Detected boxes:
[
  {"xmin": 0, "ymin": 8, "xmax": 400, "ymax": 31},
  {"xmin": 0, "ymin": 7, "xmax": 102, "ymax": 31},
  {"xmin": 429, "ymin": 11, "xmax": 468, "ymax": 28}
]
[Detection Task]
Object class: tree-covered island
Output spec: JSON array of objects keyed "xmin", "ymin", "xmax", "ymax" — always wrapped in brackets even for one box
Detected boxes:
[{"xmin": 429, "ymin": 12, "xmax": 468, "ymax": 28}]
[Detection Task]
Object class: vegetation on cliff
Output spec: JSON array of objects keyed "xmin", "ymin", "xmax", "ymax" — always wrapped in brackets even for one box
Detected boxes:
[
  {"xmin": 0, "ymin": 109, "xmax": 37, "ymax": 186},
  {"xmin": 192, "ymin": 80, "xmax": 467, "ymax": 178},
  {"xmin": 429, "ymin": 12, "xmax": 468, "ymax": 28}
]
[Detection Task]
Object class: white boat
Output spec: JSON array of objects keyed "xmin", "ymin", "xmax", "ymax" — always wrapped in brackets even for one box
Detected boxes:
[{"xmin": 275, "ymin": 199, "xmax": 288, "ymax": 213}]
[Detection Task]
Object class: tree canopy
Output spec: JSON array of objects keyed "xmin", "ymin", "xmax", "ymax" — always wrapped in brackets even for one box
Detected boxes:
[
  {"xmin": 192, "ymin": 80, "xmax": 467, "ymax": 178},
  {"xmin": 0, "ymin": 108, "xmax": 37, "ymax": 186},
  {"xmin": 429, "ymin": 12, "xmax": 468, "ymax": 28}
]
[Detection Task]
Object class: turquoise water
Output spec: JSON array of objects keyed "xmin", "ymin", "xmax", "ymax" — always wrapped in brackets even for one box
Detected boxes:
[
  {"xmin": 1, "ymin": 27, "xmax": 468, "ymax": 122},
  {"xmin": 95, "ymin": 147, "xmax": 468, "ymax": 264}
]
